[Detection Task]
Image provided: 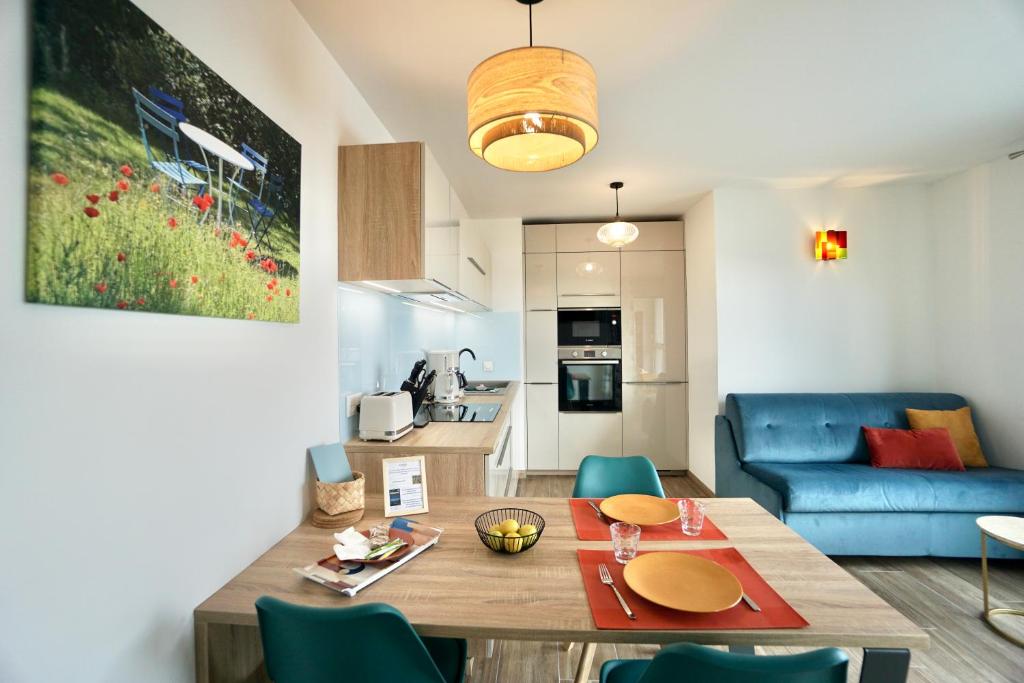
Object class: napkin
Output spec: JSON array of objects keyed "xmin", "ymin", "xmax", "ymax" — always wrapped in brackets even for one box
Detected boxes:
[{"xmin": 333, "ymin": 527, "xmax": 371, "ymax": 561}]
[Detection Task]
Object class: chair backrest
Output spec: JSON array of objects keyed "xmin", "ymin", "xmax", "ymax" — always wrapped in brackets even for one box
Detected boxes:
[
  {"xmin": 131, "ymin": 87, "xmax": 185, "ymax": 172},
  {"xmin": 146, "ymin": 85, "xmax": 187, "ymax": 123},
  {"xmin": 241, "ymin": 143, "xmax": 269, "ymax": 173},
  {"xmin": 255, "ymin": 596, "xmax": 448, "ymax": 683},
  {"xmin": 571, "ymin": 455, "xmax": 665, "ymax": 498},
  {"xmin": 638, "ymin": 643, "xmax": 848, "ymax": 683}
]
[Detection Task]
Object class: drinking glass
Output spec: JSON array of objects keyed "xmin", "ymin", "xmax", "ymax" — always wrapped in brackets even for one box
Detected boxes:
[
  {"xmin": 610, "ymin": 522, "xmax": 641, "ymax": 564},
  {"xmin": 678, "ymin": 499, "xmax": 706, "ymax": 536}
]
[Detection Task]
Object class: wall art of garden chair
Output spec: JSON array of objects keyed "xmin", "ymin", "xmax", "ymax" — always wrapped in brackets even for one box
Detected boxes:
[
  {"xmin": 227, "ymin": 144, "xmax": 269, "ymax": 224},
  {"xmin": 244, "ymin": 174, "xmax": 284, "ymax": 251},
  {"xmin": 145, "ymin": 86, "xmax": 212, "ymax": 176}
]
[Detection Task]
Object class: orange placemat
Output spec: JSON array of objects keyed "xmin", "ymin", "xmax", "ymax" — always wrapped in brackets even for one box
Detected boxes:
[
  {"xmin": 569, "ymin": 498, "xmax": 728, "ymax": 541},
  {"xmin": 577, "ymin": 548, "xmax": 808, "ymax": 630}
]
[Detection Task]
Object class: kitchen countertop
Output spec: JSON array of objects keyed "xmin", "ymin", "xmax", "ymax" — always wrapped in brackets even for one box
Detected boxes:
[{"xmin": 344, "ymin": 381, "xmax": 519, "ymax": 456}]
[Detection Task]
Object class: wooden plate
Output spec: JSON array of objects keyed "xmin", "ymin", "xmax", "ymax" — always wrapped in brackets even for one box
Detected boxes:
[
  {"xmin": 600, "ymin": 494, "xmax": 679, "ymax": 526},
  {"xmin": 623, "ymin": 552, "xmax": 743, "ymax": 613}
]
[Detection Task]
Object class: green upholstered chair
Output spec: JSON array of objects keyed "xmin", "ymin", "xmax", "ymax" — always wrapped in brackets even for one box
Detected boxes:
[
  {"xmin": 572, "ymin": 455, "xmax": 666, "ymax": 498},
  {"xmin": 255, "ymin": 596, "xmax": 467, "ymax": 683},
  {"xmin": 600, "ymin": 643, "xmax": 849, "ymax": 683}
]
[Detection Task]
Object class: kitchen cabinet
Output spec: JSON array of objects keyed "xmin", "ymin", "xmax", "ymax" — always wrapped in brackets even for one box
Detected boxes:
[
  {"xmin": 556, "ymin": 223, "xmax": 619, "ymax": 252},
  {"xmin": 524, "ymin": 224, "xmax": 556, "ymax": 253},
  {"xmin": 338, "ymin": 141, "xmax": 490, "ymax": 311},
  {"xmin": 621, "ymin": 250, "xmax": 686, "ymax": 382},
  {"xmin": 526, "ymin": 384, "xmax": 558, "ymax": 470},
  {"xmin": 558, "ymin": 412, "xmax": 622, "ymax": 470},
  {"xmin": 524, "ymin": 253, "xmax": 557, "ymax": 310},
  {"xmin": 556, "ymin": 251, "xmax": 620, "ymax": 308},
  {"xmin": 622, "ymin": 383, "xmax": 687, "ymax": 470},
  {"xmin": 525, "ymin": 311, "xmax": 557, "ymax": 383},
  {"xmin": 486, "ymin": 421, "xmax": 514, "ymax": 496},
  {"xmin": 622, "ymin": 221, "xmax": 685, "ymax": 251}
]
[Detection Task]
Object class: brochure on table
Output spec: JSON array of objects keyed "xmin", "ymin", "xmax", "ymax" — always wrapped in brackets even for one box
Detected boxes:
[{"xmin": 382, "ymin": 455, "xmax": 429, "ymax": 517}]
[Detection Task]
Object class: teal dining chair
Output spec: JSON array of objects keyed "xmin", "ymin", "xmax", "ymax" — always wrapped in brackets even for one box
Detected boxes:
[
  {"xmin": 601, "ymin": 643, "xmax": 849, "ymax": 683},
  {"xmin": 572, "ymin": 454, "xmax": 666, "ymax": 498},
  {"xmin": 255, "ymin": 596, "xmax": 467, "ymax": 683}
]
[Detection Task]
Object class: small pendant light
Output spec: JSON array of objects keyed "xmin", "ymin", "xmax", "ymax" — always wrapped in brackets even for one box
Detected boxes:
[{"xmin": 597, "ymin": 182, "xmax": 640, "ymax": 247}]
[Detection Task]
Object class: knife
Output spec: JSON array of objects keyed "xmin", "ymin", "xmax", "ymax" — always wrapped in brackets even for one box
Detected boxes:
[
  {"xmin": 741, "ymin": 593, "xmax": 761, "ymax": 612},
  {"xmin": 587, "ymin": 500, "xmax": 609, "ymax": 524}
]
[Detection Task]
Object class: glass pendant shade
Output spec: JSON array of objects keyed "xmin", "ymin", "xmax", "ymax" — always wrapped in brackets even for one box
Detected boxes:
[
  {"xmin": 467, "ymin": 47, "xmax": 599, "ymax": 172},
  {"xmin": 597, "ymin": 220, "xmax": 640, "ymax": 248}
]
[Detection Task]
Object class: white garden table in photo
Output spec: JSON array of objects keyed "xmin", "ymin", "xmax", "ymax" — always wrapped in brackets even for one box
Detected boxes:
[{"xmin": 178, "ymin": 122, "xmax": 254, "ymax": 228}]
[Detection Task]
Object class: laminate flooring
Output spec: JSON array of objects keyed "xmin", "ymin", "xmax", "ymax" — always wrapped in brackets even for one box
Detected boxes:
[{"xmin": 463, "ymin": 474, "xmax": 1024, "ymax": 683}]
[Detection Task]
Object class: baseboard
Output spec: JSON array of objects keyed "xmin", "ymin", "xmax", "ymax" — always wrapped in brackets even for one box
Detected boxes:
[{"xmin": 684, "ymin": 470, "xmax": 715, "ymax": 497}]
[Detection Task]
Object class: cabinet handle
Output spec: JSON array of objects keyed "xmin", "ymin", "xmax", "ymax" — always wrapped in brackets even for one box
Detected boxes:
[
  {"xmin": 560, "ymin": 293, "xmax": 617, "ymax": 297},
  {"xmin": 562, "ymin": 360, "xmax": 620, "ymax": 365},
  {"xmin": 467, "ymin": 257, "xmax": 487, "ymax": 276}
]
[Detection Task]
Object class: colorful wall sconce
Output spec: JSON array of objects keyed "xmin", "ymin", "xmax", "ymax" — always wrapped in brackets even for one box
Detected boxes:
[{"xmin": 815, "ymin": 230, "xmax": 847, "ymax": 261}]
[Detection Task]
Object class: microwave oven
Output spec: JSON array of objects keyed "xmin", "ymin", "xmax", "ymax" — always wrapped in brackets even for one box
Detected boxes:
[{"xmin": 557, "ymin": 308, "xmax": 621, "ymax": 347}]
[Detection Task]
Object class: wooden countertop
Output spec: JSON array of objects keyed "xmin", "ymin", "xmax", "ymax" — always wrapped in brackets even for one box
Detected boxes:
[{"xmin": 344, "ymin": 381, "xmax": 519, "ymax": 456}]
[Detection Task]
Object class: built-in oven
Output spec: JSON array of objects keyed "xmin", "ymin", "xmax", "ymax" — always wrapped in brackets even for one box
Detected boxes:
[
  {"xmin": 558, "ymin": 347, "xmax": 622, "ymax": 412},
  {"xmin": 557, "ymin": 308, "xmax": 621, "ymax": 347}
]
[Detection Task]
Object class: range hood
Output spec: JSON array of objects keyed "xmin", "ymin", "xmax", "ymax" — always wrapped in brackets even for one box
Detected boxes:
[{"xmin": 360, "ymin": 279, "xmax": 489, "ymax": 313}]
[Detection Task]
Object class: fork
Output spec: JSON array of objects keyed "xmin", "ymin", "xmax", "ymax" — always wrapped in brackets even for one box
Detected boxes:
[
  {"xmin": 587, "ymin": 500, "xmax": 609, "ymax": 523},
  {"xmin": 598, "ymin": 563, "xmax": 637, "ymax": 620}
]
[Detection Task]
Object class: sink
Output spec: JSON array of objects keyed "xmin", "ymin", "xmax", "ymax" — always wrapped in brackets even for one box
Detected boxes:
[{"xmin": 464, "ymin": 380, "xmax": 510, "ymax": 395}]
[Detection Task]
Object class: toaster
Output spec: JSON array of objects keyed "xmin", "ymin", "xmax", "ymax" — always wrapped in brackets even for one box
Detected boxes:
[{"xmin": 358, "ymin": 391, "xmax": 414, "ymax": 442}]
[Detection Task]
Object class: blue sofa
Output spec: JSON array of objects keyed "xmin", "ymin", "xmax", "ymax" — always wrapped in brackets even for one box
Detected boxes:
[{"xmin": 716, "ymin": 393, "xmax": 1024, "ymax": 558}]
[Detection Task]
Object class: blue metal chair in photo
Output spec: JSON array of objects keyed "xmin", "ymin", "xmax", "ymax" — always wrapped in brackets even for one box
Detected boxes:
[
  {"xmin": 146, "ymin": 85, "xmax": 213, "ymax": 176},
  {"xmin": 244, "ymin": 174, "xmax": 285, "ymax": 250},
  {"xmin": 131, "ymin": 88, "xmax": 211, "ymax": 202},
  {"xmin": 227, "ymin": 143, "xmax": 269, "ymax": 223}
]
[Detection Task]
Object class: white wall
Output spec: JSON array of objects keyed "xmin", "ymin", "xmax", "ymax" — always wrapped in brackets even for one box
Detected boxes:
[
  {"xmin": 0, "ymin": 1, "xmax": 393, "ymax": 681},
  {"xmin": 929, "ymin": 157, "xmax": 1024, "ymax": 469}
]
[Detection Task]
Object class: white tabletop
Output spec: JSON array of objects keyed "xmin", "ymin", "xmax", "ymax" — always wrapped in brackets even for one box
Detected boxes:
[
  {"xmin": 179, "ymin": 122, "xmax": 255, "ymax": 171},
  {"xmin": 977, "ymin": 515, "xmax": 1024, "ymax": 550}
]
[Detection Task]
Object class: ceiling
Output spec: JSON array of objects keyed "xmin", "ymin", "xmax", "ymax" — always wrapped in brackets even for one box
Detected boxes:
[{"xmin": 293, "ymin": 0, "xmax": 1024, "ymax": 221}]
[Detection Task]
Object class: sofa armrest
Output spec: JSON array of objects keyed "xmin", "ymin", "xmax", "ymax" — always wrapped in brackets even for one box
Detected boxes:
[{"xmin": 715, "ymin": 415, "xmax": 784, "ymax": 518}]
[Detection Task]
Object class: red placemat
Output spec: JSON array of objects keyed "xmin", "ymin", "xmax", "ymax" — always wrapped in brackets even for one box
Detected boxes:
[
  {"xmin": 569, "ymin": 498, "xmax": 728, "ymax": 541},
  {"xmin": 577, "ymin": 548, "xmax": 808, "ymax": 630}
]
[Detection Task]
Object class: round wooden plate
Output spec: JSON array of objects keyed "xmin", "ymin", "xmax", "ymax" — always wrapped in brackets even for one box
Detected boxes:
[
  {"xmin": 623, "ymin": 552, "xmax": 743, "ymax": 613},
  {"xmin": 600, "ymin": 494, "xmax": 679, "ymax": 526}
]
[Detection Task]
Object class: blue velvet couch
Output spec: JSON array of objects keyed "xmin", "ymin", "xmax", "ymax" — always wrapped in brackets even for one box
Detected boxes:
[{"xmin": 715, "ymin": 393, "xmax": 1024, "ymax": 558}]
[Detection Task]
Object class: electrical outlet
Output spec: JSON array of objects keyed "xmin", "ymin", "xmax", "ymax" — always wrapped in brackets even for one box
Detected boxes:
[
  {"xmin": 482, "ymin": 360, "xmax": 494, "ymax": 372},
  {"xmin": 346, "ymin": 393, "xmax": 363, "ymax": 418}
]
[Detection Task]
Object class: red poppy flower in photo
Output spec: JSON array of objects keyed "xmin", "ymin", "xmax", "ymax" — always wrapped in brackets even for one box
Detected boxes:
[
  {"xmin": 266, "ymin": 295, "xmax": 273, "ymax": 302},
  {"xmin": 285, "ymin": 289, "xmax": 292, "ymax": 297},
  {"xmin": 117, "ymin": 252, "xmax": 126, "ymax": 263},
  {"xmin": 245, "ymin": 249, "xmax": 256, "ymax": 261},
  {"xmin": 149, "ymin": 183, "xmax": 161, "ymax": 193},
  {"xmin": 50, "ymin": 172, "xmax": 69, "ymax": 186},
  {"xmin": 192, "ymin": 194, "xmax": 214, "ymax": 212},
  {"xmin": 116, "ymin": 179, "xmax": 130, "ymax": 192},
  {"xmin": 190, "ymin": 275, "xmax": 199, "ymax": 284},
  {"xmin": 94, "ymin": 282, "xmax": 108, "ymax": 294},
  {"xmin": 84, "ymin": 206, "xmax": 100, "ymax": 218},
  {"xmin": 228, "ymin": 231, "xmax": 248, "ymax": 249},
  {"xmin": 247, "ymin": 312, "xmax": 255, "ymax": 320},
  {"xmin": 136, "ymin": 297, "xmax": 146, "ymax": 306},
  {"xmin": 108, "ymin": 190, "xmax": 120, "ymax": 202},
  {"xmin": 167, "ymin": 217, "xmax": 178, "ymax": 229},
  {"xmin": 116, "ymin": 300, "xmax": 128, "ymax": 310},
  {"xmin": 119, "ymin": 164, "xmax": 133, "ymax": 177},
  {"xmin": 259, "ymin": 258, "xmax": 277, "ymax": 274},
  {"xmin": 85, "ymin": 193, "xmax": 100, "ymax": 204},
  {"xmin": 169, "ymin": 278, "xmax": 178, "ymax": 289}
]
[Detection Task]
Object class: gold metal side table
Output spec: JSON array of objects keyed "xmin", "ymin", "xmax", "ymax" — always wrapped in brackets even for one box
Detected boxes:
[{"xmin": 977, "ymin": 515, "xmax": 1024, "ymax": 647}]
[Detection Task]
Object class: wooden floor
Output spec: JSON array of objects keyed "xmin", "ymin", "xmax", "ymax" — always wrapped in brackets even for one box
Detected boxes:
[{"xmin": 463, "ymin": 474, "xmax": 1024, "ymax": 683}]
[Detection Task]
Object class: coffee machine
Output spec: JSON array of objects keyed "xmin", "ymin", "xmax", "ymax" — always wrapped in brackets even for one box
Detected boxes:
[{"xmin": 426, "ymin": 348, "xmax": 476, "ymax": 404}]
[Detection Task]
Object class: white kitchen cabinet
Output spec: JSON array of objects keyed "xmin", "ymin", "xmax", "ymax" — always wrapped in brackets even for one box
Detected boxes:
[
  {"xmin": 526, "ymin": 384, "xmax": 559, "ymax": 470},
  {"xmin": 622, "ymin": 383, "xmax": 687, "ymax": 470},
  {"xmin": 558, "ymin": 412, "xmax": 622, "ymax": 470},
  {"xmin": 556, "ymin": 252, "xmax": 620, "ymax": 308},
  {"xmin": 556, "ymin": 223, "xmax": 619, "ymax": 252},
  {"xmin": 622, "ymin": 221, "xmax": 685, "ymax": 251},
  {"xmin": 524, "ymin": 253, "xmax": 557, "ymax": 310},
  {"xmin": 525, "ymin": 311, "xmax": 557, "ymax": 383},
  {"xmin": 458, "ymin": 222, "xmax": 492, "ymax": 308},
  {"xmin": 525, "ymin": 224, "xmax": 557, "ymax": 253},
  {"xmin": 621, "ymin": 251, "xmax": 686, "ymax": 382}
]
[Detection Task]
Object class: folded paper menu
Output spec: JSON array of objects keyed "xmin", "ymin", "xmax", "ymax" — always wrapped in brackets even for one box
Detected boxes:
[{"xmin": 295, "ymin": 518, "xmax": 443, "ymax": 597}]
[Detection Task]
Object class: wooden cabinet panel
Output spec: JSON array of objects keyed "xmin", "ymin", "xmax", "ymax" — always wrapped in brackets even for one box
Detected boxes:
[
  {"xmin": 621, "ymin": 251, "xmax": 686, "ymax": 382},
  {"xmin": 525, "ymin": 311, "xmax": 557, "ymax": 383},
  {"xmin": 622, "ymin": 383, "xmax": 688, "ymax": 470},
  {"xmin": 622, "ymin": 221, "xmax": 685, "ymax": 251},
  {"xmin": 524, "ymin": 224, "xmax": 557, "ymax": 253},
  {"xmin": 556, "ymin": 251, "xmax": 620, "ymax": 308},
  {"xmin": 524, "ymin": 253, "xmax": 557, "ymax": 310},
  {"xmin": 558, "ymin": 412, "xmax": 622, "ymax": 470},
  {"xmin": 526, "ymin": 384, "xmax": 559, "ymax": 470},
  {"xmin": 556, "ymin": 223, "xmax": 619, "ymax": 252}
]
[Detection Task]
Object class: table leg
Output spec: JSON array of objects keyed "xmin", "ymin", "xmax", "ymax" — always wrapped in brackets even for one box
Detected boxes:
[
  {"xmin": 194, "ymin": 618, "xmax": 210, "ymax": 683},
  {"xmin": 980, "ymin": 529, "xmax": 1024, "ymax": 646},
  {"xmin": 728, "ymin": 644, "xmax": 755, "ymax": 654},
  {"xmin": 216, "ymin": 158, "xmax": 224, "ymax": 229},
  {"xmin": 573, "ymin": 641, "xmax": 596, "ymax": 683},
  {"xmin": 859, "ymin": 648, "xmax": 910, "ymax": 683},
  {"xmin": 981, "ymin": 530, "xmax": 990, "ymax": 614}
]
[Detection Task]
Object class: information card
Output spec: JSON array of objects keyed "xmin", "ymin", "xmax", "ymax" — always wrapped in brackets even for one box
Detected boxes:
[{"xmin": 382, "ymin": 455, "xmax": 429, "ymax": 517}]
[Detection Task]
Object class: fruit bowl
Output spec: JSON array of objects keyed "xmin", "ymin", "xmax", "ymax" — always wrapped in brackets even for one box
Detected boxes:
[{"xmin": 475, "ymin": 508, "xmax": 546, "ymax": 554}]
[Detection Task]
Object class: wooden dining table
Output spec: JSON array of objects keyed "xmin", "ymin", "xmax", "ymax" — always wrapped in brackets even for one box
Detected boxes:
[{"xmin": 194, "ymin": 495, "xmax": 928, "ymax": 683}]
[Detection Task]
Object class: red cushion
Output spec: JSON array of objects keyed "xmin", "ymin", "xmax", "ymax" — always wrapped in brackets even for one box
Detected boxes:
[{"xmin": 863, "ymin": 427, "xmax": 965, "ymax": 471}]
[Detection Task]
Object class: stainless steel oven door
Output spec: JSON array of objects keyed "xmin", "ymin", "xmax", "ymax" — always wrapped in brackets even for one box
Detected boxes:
[{"xmin": 558, "ymin": 355, "xmax": 622, "ymax": 412}]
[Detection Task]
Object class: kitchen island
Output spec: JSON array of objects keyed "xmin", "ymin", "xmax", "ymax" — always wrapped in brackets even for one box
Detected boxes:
[{"xmin": 344, "ymin": 381, "xmax": 520, "ymax": 497}]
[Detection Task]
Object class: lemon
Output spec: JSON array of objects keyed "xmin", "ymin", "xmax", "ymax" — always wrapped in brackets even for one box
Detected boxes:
[
  {"xmin": 487, "ymin": 524, "xmax": 504, "ymax": 536},
  {"xmin": 503, "ymin": 532, "xmax": 524, "ymax": 553},
  {"xmin": 497, "ymin": 519, "xmax": 520, "ymax": 535},
  {"xmin": 518, "ymin": 524, "xmax": 537, "ymax": 537}
]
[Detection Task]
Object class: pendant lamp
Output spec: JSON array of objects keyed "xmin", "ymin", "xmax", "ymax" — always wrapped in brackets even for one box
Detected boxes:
[
  {"xmin": 597, "ymin": 182, "xmax": 639, "ymax": 247},
  {"xmin": 467, "ymin": 0, "xmax": 599, "ymax": 172}
]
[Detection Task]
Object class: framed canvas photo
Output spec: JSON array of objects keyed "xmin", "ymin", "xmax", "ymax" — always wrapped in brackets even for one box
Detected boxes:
[{"xmin": 382, "ymin": 456, "xmax": 429, "ymax": 517}]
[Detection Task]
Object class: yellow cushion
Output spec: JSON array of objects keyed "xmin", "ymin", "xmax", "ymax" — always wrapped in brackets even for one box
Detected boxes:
[{"xmin": 905, "ymin": 407, "xmax": 988, "ymax": 468}]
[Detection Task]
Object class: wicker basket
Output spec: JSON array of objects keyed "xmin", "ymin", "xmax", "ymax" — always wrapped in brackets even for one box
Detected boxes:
[{"xmin": 316, "ymin": 471, "xmax": 365, "ymax": 515}]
